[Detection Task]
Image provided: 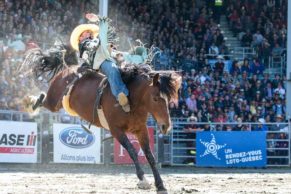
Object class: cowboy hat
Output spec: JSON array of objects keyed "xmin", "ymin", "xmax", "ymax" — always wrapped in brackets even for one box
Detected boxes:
[
  {"xmin": 188, "ymin": 115, "xmax": 198, "ymax": 122},
  {"xmin": 70, "ymin": 24, "xmax": 99, "ymax": 51},
  {"xmin": 258, "ymin": 118, "xmax": 265, "ymax": 124}
]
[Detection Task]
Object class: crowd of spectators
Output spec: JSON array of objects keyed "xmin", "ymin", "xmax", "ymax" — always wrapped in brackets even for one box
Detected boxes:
[
  {"xmin": 171, "ymin": 65, "xmax": 286, "ymax": 128},
  {"xmin": 111, "ymin": 0, "xmax": 288, "ymax": 128},
  {"xmin": 226, "ymin": 0, "xmax": 287, "ymax": 64},
  {"xmin": 117, "ymin": 0, "xmax": 286, "ymax": 166},
  {"xmin": 112, "ymin": 1, "xmax": 287, "ymax": 117},
  {"xmin": 112, "ymin": 0, "xmax": 229, "ymax": 71}
]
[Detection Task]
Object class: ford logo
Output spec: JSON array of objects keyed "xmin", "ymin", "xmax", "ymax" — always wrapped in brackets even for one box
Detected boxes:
[{"xmin": 59, "ymin": 127, "xmax": 95, "ymax": 148}]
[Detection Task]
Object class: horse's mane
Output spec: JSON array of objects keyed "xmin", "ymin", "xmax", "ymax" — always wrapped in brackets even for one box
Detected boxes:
[
  {"xmin": 120, "ymin": 64, "xmax": 179, "ymax": 100},
  {"xmin": 120, "ymin": 64, "xmax": 152, "ymax": 83}
]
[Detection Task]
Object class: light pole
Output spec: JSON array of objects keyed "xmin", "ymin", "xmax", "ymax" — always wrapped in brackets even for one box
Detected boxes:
[
  {"xmin": 99, "ymin": 0, "xmax": 108, "ymax": 17},
  {"xmin": 287, "ymin": 1, "xmax": 291, "ymax": 120}
]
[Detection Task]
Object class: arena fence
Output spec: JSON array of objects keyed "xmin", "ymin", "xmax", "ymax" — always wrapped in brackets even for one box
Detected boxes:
[
  {"xmin": 232, "ymin": 47, "xmax": 256, "ymax": 61},
  {"xmin": 267, "ymin": 54, "xmax": 286, "ymax": 77},
  {"xmin": 164, "ymin": 120, "xmax": 290, "ymax": 167},
  {"xmin": 0, "ymin": 110, "xmax": 290, "ymax": 167}
]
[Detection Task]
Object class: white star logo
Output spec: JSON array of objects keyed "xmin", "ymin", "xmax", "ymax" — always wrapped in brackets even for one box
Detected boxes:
[{"xmin": 200, "ymin": 134, "xmax": 226, "ymax": 160}]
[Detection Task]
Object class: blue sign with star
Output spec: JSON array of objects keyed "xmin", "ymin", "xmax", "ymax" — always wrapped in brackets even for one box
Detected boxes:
[{"xmin": 196, "ymin": 132, "xmax": 267, "ymax": 167}]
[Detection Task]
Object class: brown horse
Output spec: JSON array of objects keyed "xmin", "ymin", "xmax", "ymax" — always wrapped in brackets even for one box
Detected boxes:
[{"xmin": 21, "ymin": 45, "xmax": 181, "ymax": 194}]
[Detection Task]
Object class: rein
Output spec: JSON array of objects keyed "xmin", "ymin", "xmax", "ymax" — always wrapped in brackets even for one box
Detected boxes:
[
  {"xmin": 55, "ymin": 72, "xmax": 80, "ymax": 112},
  {"xmin": 88, "ymin": 76, "xmax": 108, "ymax": 129}
]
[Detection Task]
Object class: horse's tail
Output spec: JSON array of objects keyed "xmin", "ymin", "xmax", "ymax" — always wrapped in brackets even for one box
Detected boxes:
[{"xmin": 20, "ymin": 42, "xmax": 78, "ymax": 82}]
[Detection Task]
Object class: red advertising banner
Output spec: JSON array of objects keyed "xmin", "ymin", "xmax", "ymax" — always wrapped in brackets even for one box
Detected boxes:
[
  {"xmin": 114, "ymin": 127, "xmax": 154, "ymax": 164},
  {"xmin": 0, "ymin": 147, "xmax": 34, "ymax": 154}
]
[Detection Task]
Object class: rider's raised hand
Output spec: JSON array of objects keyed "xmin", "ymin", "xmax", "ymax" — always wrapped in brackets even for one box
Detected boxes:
[{"xmin": 86, "ymin": 13, "xmax": 99, "ymax": 22}]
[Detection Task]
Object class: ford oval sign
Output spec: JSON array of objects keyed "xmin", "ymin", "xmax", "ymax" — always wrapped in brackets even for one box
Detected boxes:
[{"xmin": 59, "ymin": 127, "xmax": 95, "ymax": 148}]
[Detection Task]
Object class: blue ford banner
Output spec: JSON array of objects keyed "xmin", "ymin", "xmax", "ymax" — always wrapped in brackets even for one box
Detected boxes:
[{"xmin": 196, "ymin": 132, "xmax": 266, "ymax": 167}]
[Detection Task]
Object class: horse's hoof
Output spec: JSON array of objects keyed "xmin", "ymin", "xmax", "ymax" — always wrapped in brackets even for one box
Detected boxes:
[
  {"xmin": 137, "ymin": 178, "xmax": 151, "ymax": 190},
  {"xmin": 157, "ymin": 190, "xmax": 168, "ymax": 194},
  {"xmin": 23, "ymin": 96, "xmax": 37, "ymax": 113}
]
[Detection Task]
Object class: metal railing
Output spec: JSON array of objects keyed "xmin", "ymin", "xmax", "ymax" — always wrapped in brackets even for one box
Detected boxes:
[
  {"xmin": 232, "ymin": 47, "xmax": 256, "ymax": 61},
  {"xmin": 267, "ymin": 54, "xmax": 286, "ymax": 77},
  {"xmin": 166, "ymin": 121, "xmax": 290, "ymax": 167}
]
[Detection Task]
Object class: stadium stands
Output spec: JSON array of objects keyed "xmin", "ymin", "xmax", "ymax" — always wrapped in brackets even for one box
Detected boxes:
[{"xmin": 0, "ymin": 0, "xmax": 287, "ymax": 127}]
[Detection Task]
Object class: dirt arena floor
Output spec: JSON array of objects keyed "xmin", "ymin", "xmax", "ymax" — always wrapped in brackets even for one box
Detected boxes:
[{"xmin": 1, "ymin": 164, "xmax": 291, "ymax": 194}]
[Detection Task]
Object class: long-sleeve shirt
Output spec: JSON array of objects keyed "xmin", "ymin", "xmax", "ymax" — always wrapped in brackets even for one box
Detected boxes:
[{"xmin": 79, "ymin": 19, "xmax": 111, "ymax": 70}]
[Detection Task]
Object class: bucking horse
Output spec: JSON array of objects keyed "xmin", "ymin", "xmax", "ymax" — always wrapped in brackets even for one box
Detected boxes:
[{"xmin": 20, "ymin": 43, "xmax": 181, "ymax": 194}]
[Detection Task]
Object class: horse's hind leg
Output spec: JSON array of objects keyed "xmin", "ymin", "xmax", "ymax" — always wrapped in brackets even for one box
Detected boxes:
[
  {"xmin": 111, "ymin": 129, "xmax": 151, "ymax": 190},
  {"xmin": 136, "ymin": 128, "xmax": 167, "ymax": 194}
]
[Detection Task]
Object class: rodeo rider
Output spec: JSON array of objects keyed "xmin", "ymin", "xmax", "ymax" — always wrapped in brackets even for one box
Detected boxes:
[{"xmin": 70, "ymin": 13, "xmax": 130, "ymax": 112}]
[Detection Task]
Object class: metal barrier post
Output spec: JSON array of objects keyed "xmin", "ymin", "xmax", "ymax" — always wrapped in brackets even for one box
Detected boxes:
[
  {"xmin": 157, "ymin": 132, "xmax": 165, "ymax": 164},
  {"xmin": 36, "ymin": 115, "xmax": 44, "ymax": 163},
  {"xmin": 170, "ymin": 127, "xmax": 174, "ymax": 166},
  {"xmin": 103, "ymin": 130, "xmax": 112, "ymax": 164},
  {"xmin": 289, "ymin": 119, "xmax": 291, "ymax": 166},
  {"xmin": 40, "ymin": 113, "xmax": 51, "ymax": 163}
]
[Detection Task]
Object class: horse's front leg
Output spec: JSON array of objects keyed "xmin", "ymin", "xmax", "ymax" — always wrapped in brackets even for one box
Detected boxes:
[
  {"xmin": 111, "ymin": 129, "xmax": 151, "ymax": 190},
  {"xmin": 136, "ymin": 128, "xmax": 167, "ymax": 194}
]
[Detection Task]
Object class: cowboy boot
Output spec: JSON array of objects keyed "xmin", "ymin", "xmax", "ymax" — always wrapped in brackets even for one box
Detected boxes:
[{"xmin": 117, "ymin": 93, "xmax": 130, "ymax": 112}]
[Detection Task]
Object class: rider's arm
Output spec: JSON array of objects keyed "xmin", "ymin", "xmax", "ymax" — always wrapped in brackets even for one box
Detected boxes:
[{"xmin": 98, "ymin": 18, "xmax": 111, "ymax": 59}]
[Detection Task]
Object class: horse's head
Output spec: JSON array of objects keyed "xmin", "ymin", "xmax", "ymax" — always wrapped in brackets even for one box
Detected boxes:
[{"xmin": 146, "ymin": 72, "xmax": 181, "ymax": 134}]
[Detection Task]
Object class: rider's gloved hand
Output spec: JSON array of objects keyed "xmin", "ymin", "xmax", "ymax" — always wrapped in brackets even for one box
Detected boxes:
[
  {"xmin": 85, "ymin": 13, "xmax": 99, "ymax": 22},
  {"xmin": 85, "ymin": 38, "xmax": 100, "ymax": 50}
]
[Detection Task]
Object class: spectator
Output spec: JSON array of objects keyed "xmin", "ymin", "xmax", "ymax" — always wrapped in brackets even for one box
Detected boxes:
[
  {"xmin": 225, "ymin": 125, "xmax": 233, "ymax": 131},
  {"xmin": 252, "ymin": 31, "xmax": 264, "ymax": 47},
  {"xmin": 214, "ymin": 55, "xmax": 225, "ymax": 75},
  {"xmin": 272, "ymin": 99, "xmax": 285, "ymax": 117},
  {"xmin": 272, "ymin": 42, "xmax": 283, "ymax": 57},
  {"xmin": 272, "ymin": 74, "xmax": 283, "ymax": 89},
  {"xmin": 274, "ymin": 82, "xmax": 285, "ymax": 99},
  {"xmin": 254, "ymin": 118, "xmax": 268, "ymax": 131},
  {"xmin": 169, "ymin": 101, "xmax": 182, "ymax": 118},
  {"xmin": 183, "ymin": 115, "xmax": 199, "ymax": 165},
  {"xmin": 218, "ymin": 40, "xmax": 229, "ymax": 56},
  {"xmin": 234, "ymin": 117, "xmax": 244, "ymax": 131},
  {"xmin": 230, "ymin": 60, "xmax": 241, "ymax": 75},
  {"xmin": 241, "ymin": 30, "xmax": 252, "ymax": 47},
  {"xmin": 241, "ymin": 58, "xmax": 251, "ymax": 74},
  {"xmin": 208, "ymin": 42, "xmax": 219, "ymax": 57},
  {"xmin": 185, "ymin": 94, "xmax": 197, "ymax": 113},
  {"xmin": 258, "ymin": 39, "xmax": 271, "ymax": 66},
  {"xmin": 251, "ymin": 58, "xmax": 264, "ymax": 75},
  {"xmin": 270, "ymin": 114, "xmax": 286, "ymax": 132},
  {"xmin": 7, "ymin": 34, "xmax": 25, "ymax": 52}
]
